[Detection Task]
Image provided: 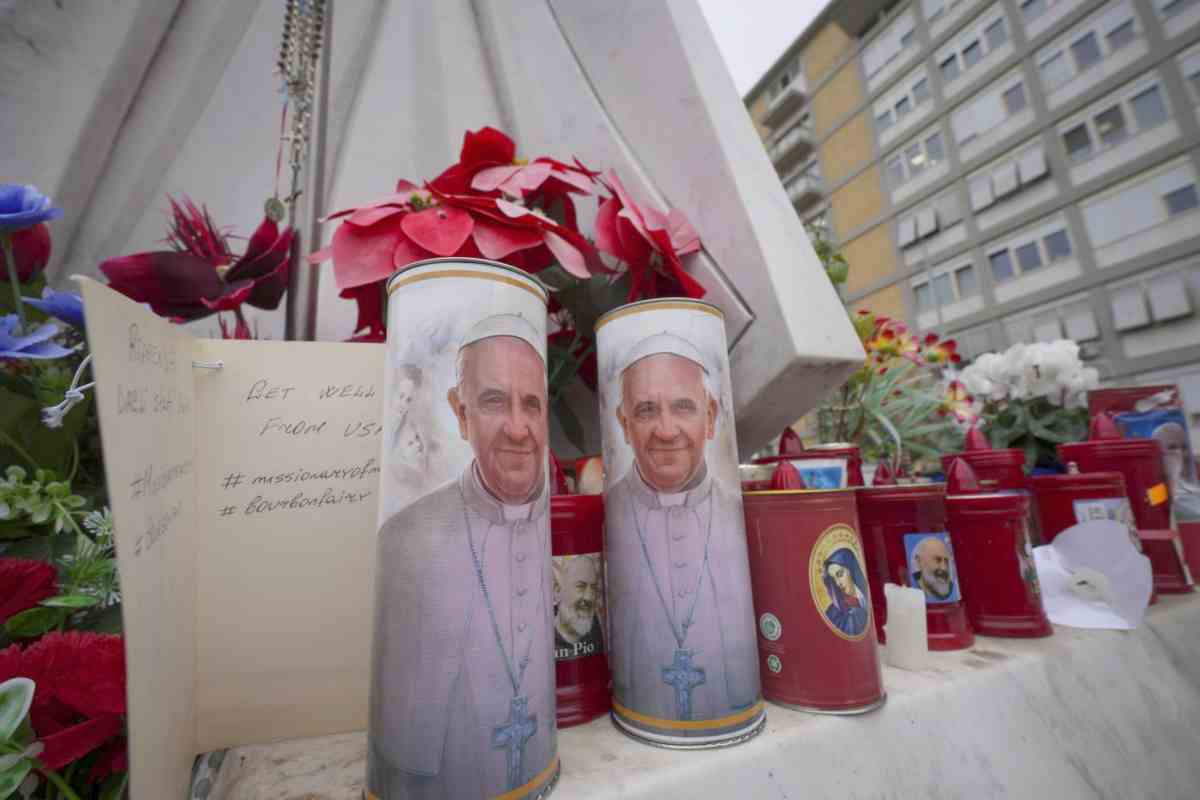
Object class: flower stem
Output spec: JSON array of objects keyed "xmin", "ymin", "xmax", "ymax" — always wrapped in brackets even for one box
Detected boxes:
[
  {"xmin": 0, "ymin": 428, "xmax": 39, "ymax": 470},
  {"xmin": 1, "ymin": 232, "xmax": 26, "ymax": 328},
  {"xmin": 39, "ymin": 764, "xmax": 84, "ymax": 800}
]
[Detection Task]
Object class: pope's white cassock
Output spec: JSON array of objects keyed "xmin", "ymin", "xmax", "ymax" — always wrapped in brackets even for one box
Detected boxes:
[
  {"xmin": 606, "ymin": 463, "xmax": 760, "ymax": 725},
  {"xmin": 368, "ymin": 464, "xmax": 555, "ymax": 799}
]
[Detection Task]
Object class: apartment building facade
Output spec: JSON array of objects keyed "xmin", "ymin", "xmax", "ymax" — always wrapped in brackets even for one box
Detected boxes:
[{"xmin": 745, "ymin": 0, "xmax": 1200, "ymax": 431}]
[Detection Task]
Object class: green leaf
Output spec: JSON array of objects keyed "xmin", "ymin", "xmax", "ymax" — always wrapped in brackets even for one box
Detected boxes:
[
  {"xmin": 0, "ymin": 535, "xmax": 53, "ymax": 561},
  {"xmin": 0, "ymin": 677, "xmax": 35, "ymax": 741},
  {"xmin": 40, "ymin": 595, "xmax": 99, "ymax": 609},
  {"xmin": 0, "ymin": 757, "xmax": 33, "ymax": 799},
  {"xmin": 77, "ymin": 603, "xmax": 123, "ymax": 634},
  {"xmin": 3, "ymin": 607, "xmax": 65, "ymax": 639}
]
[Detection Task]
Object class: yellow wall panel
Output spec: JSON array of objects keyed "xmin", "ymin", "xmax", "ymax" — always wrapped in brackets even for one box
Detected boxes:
[
  {"xmin": 819, "ymin": 112, "xmax": 871, "ymax": 185},
  {"xmin": 831, "ymin": 165, "xmax": 884, "ymax": 240},
  {"xmin": 805, "ymin": 22, "xmax": 851, "ymax": 85},
  {"xmin": 812, "ymin": 63, "xmax": 863, "ymax": 137},
  {"xmin": 850, "ymin": 284, "xmax": 908, "ymax": 324},
  {"xmin": 842, "ymin": 224, "xmax": 896, "ymax": 297}
]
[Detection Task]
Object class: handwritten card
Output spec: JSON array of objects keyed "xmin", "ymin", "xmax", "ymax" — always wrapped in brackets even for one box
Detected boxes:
[{"xmin": 78, "ymin": 279, "xmax": 385, "ymax": 798}]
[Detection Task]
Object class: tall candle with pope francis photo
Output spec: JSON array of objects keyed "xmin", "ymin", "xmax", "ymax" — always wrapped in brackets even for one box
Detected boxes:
[
  {"xmin": 368, "ymin": 258, "xmax": 559, "ymax": 799},
  {"xmin": 596, "ymin": 298, "xmax": 765, "ymax": 748}
]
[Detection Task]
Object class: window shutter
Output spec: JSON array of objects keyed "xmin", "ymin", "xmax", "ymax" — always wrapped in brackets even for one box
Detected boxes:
[
  {"xmin": 1063, "ymin": 303, "xmax": 1100, "ymax": 341},
  {"xmin": 1147, "ymin": 272, "xmax": 1192, "ymax": 322},
  {"xmin": 993, "ymin": 161, "xmax": 1020, "ymax": 198},
  {"xmin": 898, "ymin": 216, "xmax": 919, "ymax": 247},
  {"xmin": 917, "ymin": 207, "xmax": 939, "ymax": 238},
  {"xmin": 1111, "ymin": 286, "xmax": 1151, "ymax": 331},
  {"xmin": 970, "ymin": 176, "xmax": 995, "ymax": 211}
]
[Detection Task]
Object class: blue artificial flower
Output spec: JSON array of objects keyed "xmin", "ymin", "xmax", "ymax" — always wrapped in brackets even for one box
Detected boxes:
[
  {"xmin": 23, "ymin": 287, "xmax": 84, "ymax": 329},
  {"xmin": 0, "ymin": 183, "xmax": 64, "ymax": 233},
  {"xmin": 0, "ymin": 314, "xmax": 74, "ymax": 360}
]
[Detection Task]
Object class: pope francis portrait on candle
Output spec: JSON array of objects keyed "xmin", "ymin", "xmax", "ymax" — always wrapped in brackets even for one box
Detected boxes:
[
  {"xmin": 604, "ymin": 332, "xmax": 760, "ymax": 726},
  {"xmin": 368, "ymin": 313, "xmax": 557, "ymax": 800}
]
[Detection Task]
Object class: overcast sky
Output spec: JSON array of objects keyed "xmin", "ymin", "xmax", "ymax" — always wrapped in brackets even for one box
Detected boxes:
[{"xmin": 697, "ymin": 0, "xmax": 827, "ymax": 95}]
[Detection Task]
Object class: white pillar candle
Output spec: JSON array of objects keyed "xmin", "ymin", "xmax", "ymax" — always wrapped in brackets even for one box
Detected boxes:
[{"xmin": 884, "ymin": 583, "xmax": 929, "ymax": 671}]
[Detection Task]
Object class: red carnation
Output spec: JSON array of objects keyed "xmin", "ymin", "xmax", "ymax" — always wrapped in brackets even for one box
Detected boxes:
[
  {"xmin": 0, "ymin": 558, "xmax": 57, "ymax": 623},
  {"xmin": 16, "ymin": 631, "xmax": 127, "ymax": 773}
]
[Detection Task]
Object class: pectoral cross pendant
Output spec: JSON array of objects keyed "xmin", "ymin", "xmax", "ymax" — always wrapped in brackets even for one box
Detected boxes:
[
  {"xmin": 492, "ymin": 694, "xmax": 537, "ymax": 791},
  {"xmin": 662, "ymin": 648, "xmax": 706, "ymax": 720}
]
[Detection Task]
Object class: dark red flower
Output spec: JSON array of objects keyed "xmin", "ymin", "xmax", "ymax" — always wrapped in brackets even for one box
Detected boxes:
[
  {"xmin": 100, "ymin": 197, "xmax": 293, "ymax": 321},
  {"xmin": 594, "ymin": 171, "xmax": 703, "ymax": 300},
  {"xmin": 0, "ymin": 558, "xmax": 57, "ymax": 623},
  {"xmin": 16, "ymin": 631, "xmax": 127, "ymax": 774},
  {"xmin": 5, "ymin": 223, "xmax": 52, "ymax": 283},
  {"xmin": 429, "ymin": 127, "xmax": 519, "ymax": 195},
  {"xmin": 341, "ymin": 281, "xmax": 386, "ymax": 342}
]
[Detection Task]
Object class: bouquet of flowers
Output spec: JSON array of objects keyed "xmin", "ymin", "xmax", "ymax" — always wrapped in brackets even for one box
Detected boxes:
[
  {"xmin": 958, "ymin": 339, "xmax": 1099, "ymax": 468},
  {"xmin": 1, "ymin": 184, "xmax": 127, "ymax": 800},
  {"xmin": 816, "ymin": 310, "xmax": 974, "ymax": 471},
  {"xmin": 310, "ymin": 126, "xmax": 706, "ymax": 449}
]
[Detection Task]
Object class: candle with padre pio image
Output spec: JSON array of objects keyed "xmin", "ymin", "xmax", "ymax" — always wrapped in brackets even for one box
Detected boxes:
[
  {"xmin": 367, "ymin": 258, "xmax": 559, "ymax": 799},
  {"xmin": 595, "ymin": 298, "xmax": 765, "ymax": 748}
]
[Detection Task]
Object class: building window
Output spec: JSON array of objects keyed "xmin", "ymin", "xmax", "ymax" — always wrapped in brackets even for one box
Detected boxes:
[
  {"xmin": 1071, "ymin": 32, "xmax": 1102, "ymax": 72},
  {"xmin": 933, "ymin": 273, "xmax": 955, "ymax": 304},
  {"xmin": 1106, "ymin": 19, "xmax": 1136, "ymax": 51},
  {"xmin": 915, "ymin": 282, "xmax": 935, "ymax": 312},
  {"xmin": 1003, "ymin": 83, "xmax": 1027, "ymax": 114},
  {"xmin": 963, "ymin": 39, "xmax": 984, "ymax": 69},
  {"xmin": 989, "ymin": 250, "xmax": 1014, "ymax": 281},
  {"xmin": 1021, "ymin": 0, "xmax": 1048, "ymax": 20},
  {"xmin": 887, "ymin": 155, "xmax": 906, "ymax": 188},
  {"xmin": 862, "ymin": 11, "xmax": 917, "ymax": 80},
  {"xmin": 906, "ymin": 143, "xmax": 926, "ymax": 176},
  {"xmin": 1059, "ymin": 77, "xmax": 1176, "ymax": 166},
  {"xmin": 1094, "ymin": 104, "xmax": 1127, "ymax": 146},
  {"xmin": 1165, "ymin": 185, "xmax": 1199, "ymax": 216},
  {"xmin": 925, "ymin": 131, "xmax": 945, "ymax": 165},
  {"xmin": 986, "ymin": 18, "xmax": 1009, "ymax": 50},
  {"xmin": 1130, "ymin": 85, "xmax": 1169, "ymax": 129},
  {"xmin": 956, "ymin": 265, "xmax": 978, "ymax": 297},
  {"xmin": 940, "ymin": 54, "xmax": 961, "ymax": 83},
  {"xmin": 877, "ymin": 109, "xmax": 895, "ymax": 132},
  {"xmin": 1038, "ymin": 2, "xmax": 1141, "ymax": 96},
  {"xmin": 1161, "ymin": 0, "xmax": 1200, "ymax": 18},
  {"xmin": 1044, "ymin": 229, "xmax": 1073, "ymax": 260},
  {"xmin": 1040, "ymin": 52, "xmax": 1071, "ymax": 91},
  {"xmin": 989, "ymin": 226, "xmax": 1072, "ymax": 283},
  {"xmin": 888, "ymin": 129, "xmax": 946, "ymax": 190},
  {"xmin": 912, "ymin": 77, "xmax": 931, "ymax": 105},
  {"xmin": 1063, "ymin": 124, "xmax": 1093, "ymax": 160},
  {"xmin": 1016, "ymin": 241, "xmax": 1044, "ymax": 272},
  {"xmin": 895, "ymin": 95, "xmax": 913, "ymax": 118}
]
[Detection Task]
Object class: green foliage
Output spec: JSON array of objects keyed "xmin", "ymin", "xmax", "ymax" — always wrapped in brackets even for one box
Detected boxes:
[
  {"xmin": 805, "ymin": 223, "xmax": 848, "ymax": 286},
  {"xmin": 0, "ymin": 678, "xmax": 36, "ymax": 800},
  {"xmin": 981, "ymin": 397, "xmax": 1089, "ymax": 469}
]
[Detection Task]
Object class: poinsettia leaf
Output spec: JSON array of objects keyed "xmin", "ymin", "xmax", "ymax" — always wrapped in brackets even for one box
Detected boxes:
[
  {"xmin": 40, "ymin": 595, "xmax": 99, "ymax": 609},
  {"xmin": 3, "ymin": 607, "xmax": 65, "ymax": 639},
  {"xmin": 0, "ymin": 678, "xmax": 35, "ymax": 741}
]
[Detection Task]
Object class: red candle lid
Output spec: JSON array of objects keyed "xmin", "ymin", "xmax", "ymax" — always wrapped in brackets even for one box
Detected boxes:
[
  {"xmin": 779, "ymin": 427, "xmax": 805, "ymax": 456},
  {"xmin": 1088, "ymin": 412, "xmax": 1123, "ymax": 440},
  {"xmin": 946, "ymin": 457, "xmax": 981, "ymax": 494},
  {"xmin": 964, "ymin": 426, "xmax": 991, "ymax": 451},
  {"xmin": 1058, "ymin": 412, "xmax": 1161, "ymax": 460},
  {"xmin": 770, "ymin": 460, "xmax": 807, "ymax": 490},
  {"xmin": 945, "ymin": 457, "xmax": 1029, "ymax": 512},
  {"xmin": 872, "ymin": 461, "xmax": 896, "ymax": 486}
]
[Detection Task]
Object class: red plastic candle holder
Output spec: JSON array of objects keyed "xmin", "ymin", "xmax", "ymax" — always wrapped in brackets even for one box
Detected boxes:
[
  {"xmin": 743, "ymin": 488, "xmax": 884, "ymax": 714},
  {"xmin": 945, "ymin": 459, "xmax": 1053, "ymax": 638}
]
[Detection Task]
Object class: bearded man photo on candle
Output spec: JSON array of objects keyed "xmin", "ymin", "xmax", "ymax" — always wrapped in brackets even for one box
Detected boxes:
[
  {"xmin": 369, "ymin": 314, "xmax": 557, "ymax": 799},
  {"xmin": 605, "ymin": 333, "xmax": 760, "ymax": 725},
  {"xmin": 553, "ymin": 553, "xmax": 605, "ymax": 659},
  {"xmin": 909, "ymin": 534, "xmax": 960, "ymax": 603}
]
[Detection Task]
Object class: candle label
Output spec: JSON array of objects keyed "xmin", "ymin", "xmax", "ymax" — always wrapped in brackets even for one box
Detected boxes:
[
  {"xmin": 903, "ymin": 531, "xmax": 961, "ymax": 604},
  {"xmin": 553, "ymin": 552, "xmax": 607, "ymax": 661},
  {"xmin": 809, "ymin": 524, "xmax": 871, "ymax": 640}
]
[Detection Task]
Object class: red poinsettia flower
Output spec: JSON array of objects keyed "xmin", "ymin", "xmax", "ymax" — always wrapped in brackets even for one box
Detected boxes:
[
  {"xmin": 100, "ymin": 197, "xmax": 293, "ymax": 321},
  {"xmin": 594, "ymin": 171, "xmax": 703, "ymax": 300},
  {"xmin": 8, "ymin": 631, "xmax": 127, "ymax": 774},
  {"xmin": 341, "ymin": 282, "xmax": 386, "ymax": 343},
  {"xmin": 0, "ymin": 558, "xmax": 57, "ymax": 623},
  {"xmin": 920, "ymin": 332, "xmax": 962, "ymax": 365}
]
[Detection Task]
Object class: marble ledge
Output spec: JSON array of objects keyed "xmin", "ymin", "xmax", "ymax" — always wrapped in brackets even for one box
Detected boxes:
[{"xmin": 199, "ymin": 594, "xmax": 1200, "ymax": 800}]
